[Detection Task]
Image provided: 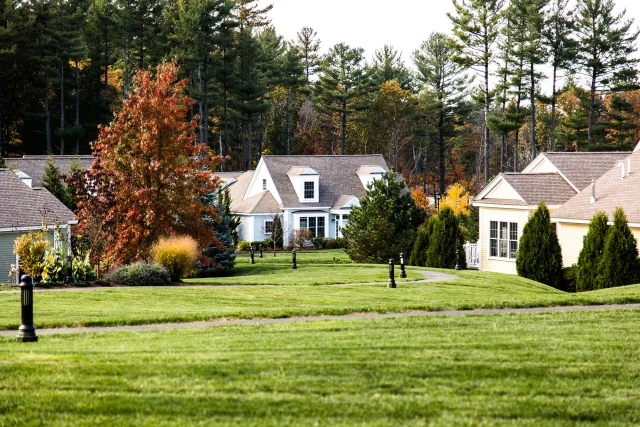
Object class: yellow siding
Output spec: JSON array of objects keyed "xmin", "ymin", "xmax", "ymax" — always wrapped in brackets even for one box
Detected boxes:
[
  {"xmin": 556, "ymin": 223, "xmax": 588, "ymax": 267},
  {"xmin": 557, "ymin": 222, "xmax": 640, "ymax": 267},
  {"xmin": 478, "ymin": 207, "xmax": 531, "ymax": 274}
]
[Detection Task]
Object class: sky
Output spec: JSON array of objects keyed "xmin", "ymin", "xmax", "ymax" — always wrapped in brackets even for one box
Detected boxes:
[{"xmin": 260, "ymin": 0, "xmax": 640, "ymax": 90}]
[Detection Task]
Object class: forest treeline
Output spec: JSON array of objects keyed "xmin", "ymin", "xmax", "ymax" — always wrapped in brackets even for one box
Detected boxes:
[{"xmin": 0, "ymin": 0, "xmax": 639, "ymax": 194}]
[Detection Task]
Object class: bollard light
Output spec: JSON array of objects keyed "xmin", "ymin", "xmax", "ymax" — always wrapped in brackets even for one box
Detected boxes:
[
  {"xmin": 291, "ymin": 249, "xmax": 297, "ymax": 269},
  {"xmin": 250, "ymin": 245, "xmax": 255, "ymax": 264},
  {"xmin": 259, "ymin": 243, "xmax": 263, "ymax": 258},
  {"xmin": 455, "ymin": 249, "xmax": 461, "ymax": 271},
  {"xmin": 66, "ymin": 254, "xmax": 74, "ymax": 283},
  {"xmin": 17, "ymin": 275, "xmax": 38, "ymax": 343},
  {"xmin": 399, "ymin": 252, "xmax": 407, "ymax": 278},
  {"xmin": 388, "ymin": 259, "xmax": 396, "ymax": 288}
]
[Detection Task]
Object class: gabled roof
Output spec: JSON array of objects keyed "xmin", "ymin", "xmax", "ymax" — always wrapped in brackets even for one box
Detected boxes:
[
  {"xmin": 332, "ymin": 195, "xmax": 359, "ymax": 210},
  {"xmin": 233, "ymin": 190, "xmax": 281, "ymax": 214},
  {"xmin": 0, "ymin": 169, "xmax": 76, "ymax": 229},
  {"xmin": 524, "ymin": 152, "xmax": 631, "ymax": 191},
  {"xmin": 287, "ymin": 166, "xmax": 319, "ymax": 176},
  {"xmin": 5, "ymin": 155, "xmax": 94, "ymax": 188},
  {"xmin": 475, "ymin": 172, "xmax": 576, "ymax": 207},
  {"xmin": 263, "ymin": 155, "xmax": 388, "ymax": 209},
  {"xmin": 552, "ymin": 150, "xmax": 640, "ymax": 224},
  {"xmin": 356, "ymin": 165, "xmax": 385, "ymax": 175}
]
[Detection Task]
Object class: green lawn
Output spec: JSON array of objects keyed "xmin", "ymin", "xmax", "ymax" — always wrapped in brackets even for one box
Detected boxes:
[
  {"xmin": 1, "ymin": 266, "xmax": 640, "ymax": 329},
  {"xmin": 1, "ymin": 310, "xmax": 639, "ymax": 426}
]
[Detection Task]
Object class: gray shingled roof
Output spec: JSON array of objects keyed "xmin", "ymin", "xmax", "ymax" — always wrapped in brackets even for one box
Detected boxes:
[
  {"xmin": 0, "ymin": 169, "xmax": 76, "ymax": 228},
  {"xmin": 5, "ymin": 155, "xmax": 94, "ymax": 187},
  {"xmin": 501, "ymin": 173, "xmax": 577, "ymax": 205},
  {"xmin": 542, "ymin": 152, "xmax": 631, "ymax": 191},
  {"xmin": 263, "ymin": 155, "xmax": 388, "ymax": 209},
  {"xmin": 552, "ymin": 150, "xmax": 640, "ymax": 224}
]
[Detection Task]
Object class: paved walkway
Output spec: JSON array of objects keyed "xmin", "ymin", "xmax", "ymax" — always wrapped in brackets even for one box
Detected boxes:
[{"xmin": 2, "ymin": 303, "xmax": 639, "ymax": 337}]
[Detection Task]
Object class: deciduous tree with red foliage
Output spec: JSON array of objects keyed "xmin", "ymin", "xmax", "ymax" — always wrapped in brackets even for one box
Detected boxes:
[{"xmin": 80, "ymin": 61, "xmax": 222, "ymax": 265}]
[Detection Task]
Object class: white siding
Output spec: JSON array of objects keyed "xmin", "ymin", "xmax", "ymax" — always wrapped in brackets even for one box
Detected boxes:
[
  {"xmin": 485, "ymin": 179, "xmax": 522, "ymax": 200},
  {"xmin": 478, "ymin": 206, "xmax": 531, "ymax": 274},
  {"xmin": 237, "ymin": 216, "xmax": 254, "ymax": 242},
  {"xmin": 244, "ymin": 161, "xmax": 281, "ymax": 203},
  {"xmin": 252, "ymin": 215, "xmax": 276, "ymax": 242}
]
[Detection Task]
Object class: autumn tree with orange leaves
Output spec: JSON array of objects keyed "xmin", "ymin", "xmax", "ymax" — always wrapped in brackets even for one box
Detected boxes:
[{"xmin": 85, "ymin": 61, "xmax": 222, "ymax": 265}]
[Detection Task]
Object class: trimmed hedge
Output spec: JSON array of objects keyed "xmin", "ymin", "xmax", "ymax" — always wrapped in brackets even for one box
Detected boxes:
[{"xmin": 105, "ymin": 263, "xmax": 170, "ymax": 286}]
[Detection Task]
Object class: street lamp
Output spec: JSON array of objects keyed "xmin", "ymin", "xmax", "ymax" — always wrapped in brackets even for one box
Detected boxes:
[{"xmin": 435, "ymin": 192, "xmax": 441, "ymax": 210}]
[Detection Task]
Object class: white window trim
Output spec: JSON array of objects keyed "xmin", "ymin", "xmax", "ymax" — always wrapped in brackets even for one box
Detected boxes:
[
  {"xmin": 264, "ymin": 219, "xmax": 273, "ymax": 235},
  {"xmin": 303, "ymin": 181, "xmax": 315, "ymax": 200},
  {"xmin": 488, "ymin": 220, "xmax": 519, "ymax": 261}
]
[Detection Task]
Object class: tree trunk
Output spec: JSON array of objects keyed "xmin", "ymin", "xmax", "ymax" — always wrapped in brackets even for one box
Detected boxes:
[
  {"xmin": 203, "ymin": 58, "xmax": 209, "ymax": 147},
  {"xmin": 341, "ymin": 100, "xmax": 347, "ymax": 155},
  {"xmin": 75, "ymin": 59, "xmax": 81, "ymax": 155},
  {"xmin": 45, "ymin": 79, "xmax": 52, "ymax": 154},
  {"xmin": 484, "ymin": 47, "xmax": 490, "ymax": 185},
  {"xmin": 438, "ymin": 106, "xmax": 445, "ymax": 195},
  {"xmin": 588, "ymin": 69, "xmax": 597, "ymax": 146},
  {"xmin": 529, "ymin": 60, "xmax": 537, "ymax": 158},
  {"xmin": 60, "ymin": 65, "xmax": 65, "ymax": 155},
  {"xmin": 550, "ymin": 65, "xmax": 558, "ymax": 151}
]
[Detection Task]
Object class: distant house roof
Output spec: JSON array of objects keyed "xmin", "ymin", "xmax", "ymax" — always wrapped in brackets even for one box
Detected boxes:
[
  {"xmin": 263, "ymin": 155, "xmax": 388, "ymax": 209},
  {"xmin": 552, "ymin": 150, "xmax": 640, "ymax": 224},
  {"xmin": 500, "ymin": 173, "xmax": 577, "ymax": 205},
  {"xmin": 5, "ymin": 155, "xmax": 94, "ymax": 187},
  {"xmin": 0, "ymin": 169, "xmax": 76, "ymax": 229},
  {"xmin": 524, "ymin": 152, "xmax": 631, "ymax": 191}
]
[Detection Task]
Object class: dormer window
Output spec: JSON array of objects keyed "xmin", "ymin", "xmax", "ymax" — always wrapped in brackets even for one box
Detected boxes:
[
  {"xmin": 304, "ymin": 181, "xmax": 315, "ymax": 199},
  {"xmin": 262, "ymin": 179, "xmax": 267, "ymax": 191}
]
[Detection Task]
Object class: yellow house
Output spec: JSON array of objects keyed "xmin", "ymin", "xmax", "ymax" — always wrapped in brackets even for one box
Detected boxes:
[
  {"xmin": 551, "ymin": 149, "xmax": 640, "ymax": 266},
  {"xmin": 472, "ymin": 151, "xmax": 631, "ymax": 273}
]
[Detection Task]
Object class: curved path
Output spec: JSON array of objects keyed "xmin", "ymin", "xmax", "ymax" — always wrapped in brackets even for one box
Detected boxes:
[
  {"xmin": 0, "ymin": 270, "xmax": 459, "ymax": 293},
  {"xmin": 1, "ymin": 303, "xmax": 639, "ymax": 338}
]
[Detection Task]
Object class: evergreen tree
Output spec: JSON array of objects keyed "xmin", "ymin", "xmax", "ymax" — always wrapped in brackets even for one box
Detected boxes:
[
  {"xmin": 413, "ymin": 32, "xmax": 471, "ymax": 194},
  {"xmin": 542, "ymin": 0, "xmax": 577, "ymax": 151},
  {"xmin": 424, "ymin": 206, "xmax": 466, "ymax": 269},
  {"xmin": 271, "ymin": 214, "xmax": 284, "ymax": 253},
  {"xmin": 0, "ymin": 156, "xmax": 6, "ymax": 168},
  {"xmin": 370, "ymin": 45, "xmax": 415, "ymax": 92},
  {"xmin": 198, "ymin": 188, "xmax": 236, "ymax": 277},
  {"xmin": 314, "ymin": 43, "xmax": 375, "ymax": 155},
  {"xmin": 596, "ymin": 207, "xmax": 639, "ymax": 289},
  {"xmin": 410, "ymin": 217, "xmax": 435, "ymax": 267},
  {"xmin": 219, "ymin": 186, "xmax": 239, "ymax": 245},
  {"xmin": 342, "ymin": 170, "xmax": 425, "ymax": 263},
  {"xmin": 42, "ymin": 158, "xmax": 71, "ymax": 208},
  {"xmin": 516, "ymin": 202, "xmax": 563, "ymax": 287},
  {"xmin": 576, "ymin": 211, "xmax": 608, "ymax": 292},
  {"xmin": 505, "ymin": 0, "xmax": 549, "ymax": 159},
  {"xmin": 448, "ymin": 0, "xmax": 504, "ymax": 185},
  {"xmin": 294, "ymin": 26, "xmax": 321, "ymax": 85},
  {"xmin": 575, "ymin": 0, "xmax": 640, "ymax": 146}
]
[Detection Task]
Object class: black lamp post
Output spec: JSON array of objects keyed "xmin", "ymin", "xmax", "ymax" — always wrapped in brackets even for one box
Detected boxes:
[
  {"xmin": 250, "ymin": 245, "xmax": 255, "ymax": 264},
  {"xmin": 388, "ymin": 259, "xmax": 396, "ymax": 288},
  {"xmin": 66, "ymin": 254, "xmax": 74, "ymax": 283},
  {"xmin": 17, "ymin": 275, "xmax": 37, "ymax": 343},
  {"xmin": 399, "ymin": 253, "xmax": 407, "ymax": 278},
  {"xmin": 259, "ymin": 243, "xmax": 263, "ymax": 258},
  {"xmin": 455, "ymin": 249, "xmax": 461, "ymax": 271},
  {"xmin": 291, "ymin": 249, "xmax": 297, "ymax": 269},
  {"xmin": 435, "ymin": 192, "xmax": 441, "ymax": 210}
]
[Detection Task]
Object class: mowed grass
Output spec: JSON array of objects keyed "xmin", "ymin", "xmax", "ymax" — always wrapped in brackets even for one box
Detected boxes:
[
  {"xmin": 2, "ymin": 249, "xmax": 640, "ymax": 330},
  {"xmin": 0, "ymin": 267, "xmax": 640, "ymax": 330},
  {"xmin": 1, "ymin": 310, "xmax": 640, "ymax": 426}
]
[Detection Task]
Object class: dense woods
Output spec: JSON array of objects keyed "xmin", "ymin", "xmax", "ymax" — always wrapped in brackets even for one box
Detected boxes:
[{"xmin": 1, "ymin": 0, "xmax": 639, "ymax": 194}]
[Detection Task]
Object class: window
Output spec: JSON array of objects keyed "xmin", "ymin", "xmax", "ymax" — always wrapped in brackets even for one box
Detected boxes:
[
  {"xmin": 304, "ymin": 181, "xmax": 315, "ymax": 199},
  {"xmin": 262, "ymin": 179, "xmax": 267, "ymax": 191},
  {"xmin": 299, "ymin": 216, "xmax": 325, "ymax": 238},
  {"xmin": 490, "ymin": 220, "xmax": 518, "ymax": 260},
  {"xmin": 264, "ymin": 220, "xmax": 273, "ymax": 234}
]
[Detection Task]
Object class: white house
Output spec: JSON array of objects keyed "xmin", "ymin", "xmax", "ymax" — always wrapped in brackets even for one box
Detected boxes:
[
  {"xmin": 218, "ymin": 155, "xmax": 388, "ymax": 246},
  {"xmin": 471, "ymin": 151, "xmax": 631, "ymax": 273}
]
